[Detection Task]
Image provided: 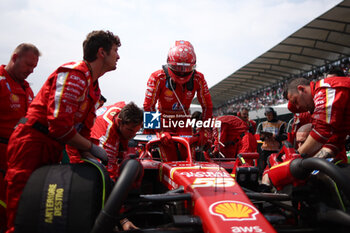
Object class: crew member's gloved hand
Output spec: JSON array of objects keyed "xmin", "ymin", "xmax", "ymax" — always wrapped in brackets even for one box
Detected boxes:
[
  {"xmin": 160, "ymin": 132, "xmax": 172, "ymax": 146},
  {"xmin": 90, "ymin": 143, "xmax": 108, "ymax": 165}
]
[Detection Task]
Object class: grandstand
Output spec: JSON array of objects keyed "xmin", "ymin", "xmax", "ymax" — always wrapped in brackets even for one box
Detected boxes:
[{"xmin": 193, "ymin": 0, "xmax": 350, "ymax": 123}]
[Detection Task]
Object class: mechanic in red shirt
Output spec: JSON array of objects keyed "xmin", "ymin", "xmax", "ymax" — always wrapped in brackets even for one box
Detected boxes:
[
  {"xmin": 68, "ymin": 101, "xmax": 142, "ymax": 231},
  {"xmin": 238, "ymin": 107, "xmax": 257, "ymax": 134},
  {"xmin": 69, "ymin": 101, "xmax": 143, "ymax": 181},
  {"xmin": 5, "ymin": 30, "xmax": 121, "ymax": 233},
  {"xmin": 143, "ymin": 40, "xmax": 213, "ymax": 136},
  {"xmin": 0, "ymin": 43, "xmax": 40, "ymax": 233},
  {"xmin": 213, "ymin": 115, "xmax": 257, "ymax": 159},
  {"xmin": 286, "ymin": 77, "xmax": 350, "ymax": 161}
]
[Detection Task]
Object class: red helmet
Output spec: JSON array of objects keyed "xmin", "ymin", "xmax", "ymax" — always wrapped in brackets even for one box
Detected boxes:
[{"xmin": 167, "ymin": 40, "xmax": 196, "ymax": 84}]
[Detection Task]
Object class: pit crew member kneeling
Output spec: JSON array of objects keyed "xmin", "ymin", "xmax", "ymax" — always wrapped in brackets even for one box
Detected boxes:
[{"xmin": 68, "ymin": 101, "xmax": 143, "ymax": 230}]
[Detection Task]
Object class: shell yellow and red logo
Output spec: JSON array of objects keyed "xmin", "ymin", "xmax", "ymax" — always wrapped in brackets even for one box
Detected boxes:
[
  {"xmin": 79, "ymin": 101, "xmax": 88, "ymax": 112},
  {"xmin": 10, "ymin": 94, "xmax": 20, "ymax": 103},
  {"xmin": 164, "ymin": 89, "xmax": 173, "ymax": 97},
  {"xmin": 209, "ymin": 201, "xmax": 259, "ymax": 221}
]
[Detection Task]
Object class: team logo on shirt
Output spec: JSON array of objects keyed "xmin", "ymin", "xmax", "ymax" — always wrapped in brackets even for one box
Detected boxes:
[
  {"xmin": 186, "ymin": 91, "xmax": 193, "ymax": 98},
  {"xmin": 79, "ymin": 101, "xmax": 88, "ymax": 112},
  {"xmin": 144, "ymin": 111, "xmax": 161, "ymax": 129},
  {"xmin": 172, "ymin": 103, "xmax": 184, "ymax": 111},
  {"xmin": 10, "ymin": 94, "xmax": 19, "ymax": 103},
  {"xmin": 164, "ymin": 89, "xmax": 173, "ymax": 97}
]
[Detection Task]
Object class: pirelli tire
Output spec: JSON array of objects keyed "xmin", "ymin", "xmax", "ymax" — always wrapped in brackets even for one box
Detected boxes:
[{"xmin": 15, "ymin": 159, "xmax": 111, "ymax": 233}]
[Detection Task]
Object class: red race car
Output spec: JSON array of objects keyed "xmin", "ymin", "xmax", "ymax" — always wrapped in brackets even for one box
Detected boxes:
[{"xmin": 14, "ymin": 135, "xmax": 350, "ymax": 233}]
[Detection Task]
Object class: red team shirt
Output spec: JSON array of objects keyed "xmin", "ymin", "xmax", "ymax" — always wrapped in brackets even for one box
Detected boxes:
[
  {"xmin": 70, "ymin": 102, "xmax": 129, "ymax": 181},
  {"xmin": 0, "ymin": 65, "xmax": 34, "ymax": 140},
  {"xmin": 214, "ymin": 115, "xmax": 257, "ymax": 158},
  {"xmin": 5, "ymin": 61, "xmax": 101, "ymax": 232},
  {"xmin": 309, "ymin": 77, "xmax": 350, "ymax": 152},
  {"xmin": 0, "ymin": 65, "xmax": 34, "ymax": 230}
]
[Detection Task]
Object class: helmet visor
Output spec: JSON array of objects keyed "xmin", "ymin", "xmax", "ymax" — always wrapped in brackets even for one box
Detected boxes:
[
  {"xmin": 168, "ymin": 62, "xmax": 196, "ymax": 73},
  {"xmin": 168, "ymin": 66, "xmax": 193, "ymax": 84}
]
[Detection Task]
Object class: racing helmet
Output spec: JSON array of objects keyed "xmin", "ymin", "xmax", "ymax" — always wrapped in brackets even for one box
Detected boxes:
[{"xmin": 167, "ymin": 40, "xmax": 196, "ymax": 84}]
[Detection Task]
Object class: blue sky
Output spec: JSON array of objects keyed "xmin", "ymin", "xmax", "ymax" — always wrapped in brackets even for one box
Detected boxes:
[{"xmin": 0, "ymin": 0, "xmax": 342, "ymax": 108}]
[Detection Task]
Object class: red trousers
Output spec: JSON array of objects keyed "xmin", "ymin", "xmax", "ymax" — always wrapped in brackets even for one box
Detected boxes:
[
  {"xmin": 0, "ymin": 143, "xmax": 7, "ymax": 232},
  {"xmin": 5, "ymin": 123, "xmax": 63, "ymax": 233}
]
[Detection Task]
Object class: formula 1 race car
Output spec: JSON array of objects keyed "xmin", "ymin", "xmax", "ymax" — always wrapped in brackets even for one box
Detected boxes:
[
  {"xmin": 14, "ymin": 134, "xmax": 350, "ymax": 233},
  {"xmin": 117, "ymin": 135, "xmax": 350, "ymax": 232},
  {"xmin": 125, "ymin": 134, "xmax": 273, "ymax": 233}
]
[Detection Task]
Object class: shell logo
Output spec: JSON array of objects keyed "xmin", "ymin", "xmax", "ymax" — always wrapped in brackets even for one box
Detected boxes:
[
  {"xmin": 164, "ymin": 89, "xmax": 173, "ymax": 97},
  {"xmin": 10, "ymin": 94, "xmax": 19, "ymax": 103},
  {"xmin": 79, "ymin": 101, "xmax": 88, "ymax": 112},
  {"xmin": 209, "ymin": 201, "xmax": 259, "ymax": 221}
]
